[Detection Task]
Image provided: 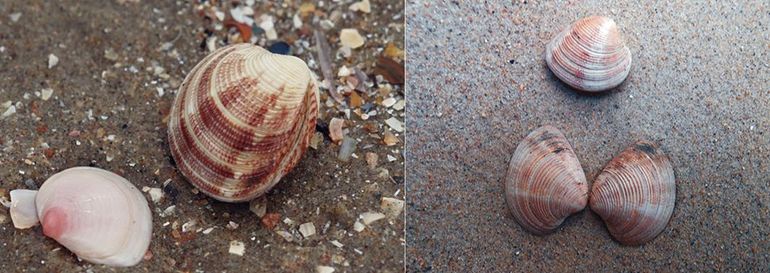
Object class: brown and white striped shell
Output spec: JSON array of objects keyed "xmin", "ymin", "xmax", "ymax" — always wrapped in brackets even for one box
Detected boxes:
[
  {"xmin": 168, "ymin": 44, "xmax": 319, "ymax": 202},
  {"xmin": 589, "ymin": 141, "xmax": 676, "ymax": 245},
  {"xmin": 504, "ymin": 126, "xmax": 589, "ymax": 235},
  {"xmin": 545, "ymin": 16, "xmax": 632, "ymax": 92}
]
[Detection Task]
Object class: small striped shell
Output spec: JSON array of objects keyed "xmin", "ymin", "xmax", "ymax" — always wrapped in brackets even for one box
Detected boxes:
[
  {"xmin": 545, "ymin": 16, "xmax": 632, "ymax": 92},
  {"xmin": 504, "ymin": 126, "xmax": 589, "ymax": 235},
  {"xmin": 589, "ymin": 141, "xmax": 676, "ymax": 245},
  {"xmin": 168, "ymin": 44, "xmax": 319, "ymax": 202}
]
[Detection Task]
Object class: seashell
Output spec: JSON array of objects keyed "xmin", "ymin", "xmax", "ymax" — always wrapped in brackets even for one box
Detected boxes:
[
  {"xmin": 589, "ymin": 141, "xmax": 676, "ymax": 245},
  {"xmin": 545, "ymin": 16, "xmax": 632, "ymax": 92},
  {"xmin": 167, "ymin": 43, "xmax": 319, "ymax": 202},
  {"xmin": 9, "ymin": 167, "xmax": 152, "ymax": 267},
  {"xmin": 504, "ymin": 126, "xmax": 589, "ymax": 235}
]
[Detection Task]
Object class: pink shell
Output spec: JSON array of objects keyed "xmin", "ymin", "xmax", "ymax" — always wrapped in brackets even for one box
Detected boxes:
[
  {"xmin": 168, "ymin": 44, "xmax": 319, "ymax": 202},
  {"xmin": 545, "ymin": 16, "xmax": 632, "ymax": 92},
  {"xmin": 589, "ymin": 141, "xmax": 676, "ymax": 245},
  {"xmin": 504, "ymin": 126, "xmax": 589, "ymax": 235}
]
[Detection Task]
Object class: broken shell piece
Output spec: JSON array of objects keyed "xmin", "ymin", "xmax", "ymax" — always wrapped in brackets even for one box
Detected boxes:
[
  {"xmin": 545, "ymin": 16, "xmax": 632, "ymax": 92},
  {"xmin": 504, "ymin": 126, "xmax": 588, "ymax": 235},
  {"xmin": 589, "ymin": 141, "xmax": 676, "ymax": 245},
  {"xmin": 9, "ymin": 167, "xmax": 152, "ymax": 267},
  {"xmin": 167, "ymin": 44, "xmax": 319, "ymax": 202},
  {"xmin": 9, "ymin": 189, "xmax": 39, "ymax": 229}
]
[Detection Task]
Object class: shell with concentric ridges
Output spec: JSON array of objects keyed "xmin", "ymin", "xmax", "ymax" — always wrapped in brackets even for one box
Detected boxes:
[
  {"xmin": 589, "ymin": 141, "xmax": 676, "ymax": 245},
  {"xmin": 545, "ymin": 16, "xmax": 632, "ymax": 92},
  {"xmin": 167, "ymin": 43, "xmax": 319, "ymax": 202},
  {"xmin": 504, "ymin": 126, "xmax": 589, "ymax": 235}
]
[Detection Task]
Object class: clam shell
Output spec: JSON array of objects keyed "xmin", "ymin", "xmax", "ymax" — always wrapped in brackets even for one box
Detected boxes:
[
  {"xmin": 589, "ymin": 141, "xmax": 676, "ymax": 245},
  {"xmin": 9, "ymin": 167, "xmax": 153, "ymax": 267},
  {"xmin": 504, "ymin": 126, "xmax": 589, "ymax": 235},
  {"xmin": 168, "ymin": 43, "xmax": 320, "ymax": 202},
  {"xmin": 545, "ymin": 16, "xmax": 632, "ymax": 92}
]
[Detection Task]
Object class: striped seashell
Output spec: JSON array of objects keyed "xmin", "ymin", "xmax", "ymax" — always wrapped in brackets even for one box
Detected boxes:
[
  {"xmin": 168, "ymin": 44, "xmax": 320, "ymax": 202},
  {"xmin": 504, "ymin": 126, "xmax": 589, "ymax": 235},
  {"xmin": 589, "ymin": 141, "xmax": 676, "ymax": 245},
  {"xmin": 545, "ymin": 16, "xmax": 632, "ymax": 92}
]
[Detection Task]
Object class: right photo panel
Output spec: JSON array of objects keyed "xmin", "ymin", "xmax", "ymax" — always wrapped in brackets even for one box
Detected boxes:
[{"xmin": 406, "ymin": 1, "xmax": 769, "ymax": 272}]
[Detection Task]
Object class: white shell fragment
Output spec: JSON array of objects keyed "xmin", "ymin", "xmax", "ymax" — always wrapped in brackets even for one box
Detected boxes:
[
  {"xmin": 11, "ymin": 167, "xmax": 153, "ymax": 267},
  {"xmin": 9, "ymin": 189, "xmax": 40, "ymax": 229}
]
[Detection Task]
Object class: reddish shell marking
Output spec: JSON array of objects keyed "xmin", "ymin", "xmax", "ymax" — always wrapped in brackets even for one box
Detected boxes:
[
  {"xmin": 41, "ymin": 206, "xmax": 68, "ymax": 240},
  {"xmin": 168, "ymin": 44, "xmax": 319, "ymax": 202}
]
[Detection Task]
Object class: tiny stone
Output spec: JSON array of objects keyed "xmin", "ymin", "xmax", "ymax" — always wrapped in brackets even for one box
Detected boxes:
[
  {"xmin": 202, "ymin": 227, "xmax": 214, "ymax": 234},
  {"xmin": 148, "ymin": 188, "xmax": 163, "ymax": 203},
  {"xmin": 48, "ymin": 54, "xmax": 59, "ymax": 69},
  {"xmin": 387, "ymin": 154, "xmax": 397, "ymax": 162},
  {"xmin": 349, "ymin": 0, "xmax": 371, "ymax": 13},
  {"xmin": 2, "ymin": 105, "xmax": 16, "ymax": 118},
  {"xmin": 227, "ymin": 221, "xmax": 239, "ymax": 230},
  {"xmin": 310, "ymin": 132, "xmax": 323, "ymax": 149},
  {"xmin": 41, "ymin": 88, "xmax": 54, "ymax": 101},
  {"xmin": 365, "ymin": 152, "xmax": 378, "ymax": 169},
  {"xmin": 382, "ymin": 97, "xmax": 396, "ymax": 107},
  {"xmin": 299, "ymin": 222, "xmax": 316, "ymax": 238},
  {"xmin": 337, "ymin": 137, "xmax": 358, "ymax": 162},
  {"xmin": 337, "ymin": 66, "xmax": 351, "ymax": 77},
  {"xmin": 275, "ymin": 230, "xmax": 294, "ymax": 242},
  {"xmin": 392, "ymin": 100, "xmax": 405, "ymax": 111},
  {"xmin": 9, "ymin": 12, "xmax": 21, "ymax": 22},
  {"xmin": 330, "ymin": 240, "xmax": 344, "ymax": 248},
  {"xmin": 316, "ymin": 266, "xmax": 335, "ymax": 273},
  {"xmin": 382, "ymin": 131, "xmax": 399, "ymax": 146},
  {"xmin": 249, "ymin": 196, "xmax": 267, "ymax": 217},
  {"xmin": 384, "ymin": 117, "xmax": 404, "ymax": 132},
  {"xmin": 329, "ymin": 118, "xmax": 345, "ymax": 143},
  {"xmin": 339, "ymin": 29, "xmax": 365, "ymax": 49},
  {"xmin": 360, "ymin": 212, "xmax": 386, "ymax": 225},
  {"xmin": 381, "ymin": 197, "xmax": 405, "ymax": 218},
  {"xmin": 353, "ymin": 220, "xmax": 365, "ymax": 232},
  {"xmin": 104, "ymin": 48, "xmax": 118, "ymax": 61},
  {"xmin": 228, "ymin": 241, "xmax": 245, "ymax": 256}
]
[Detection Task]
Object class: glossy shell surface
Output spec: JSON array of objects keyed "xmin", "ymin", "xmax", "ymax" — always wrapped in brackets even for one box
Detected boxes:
[
  {"xmin": 589, "ymin": 141, "xmax": 676, "ymax": 245},
  {"xmin": 36, "ymin": 167, "xmax": 152, "ymax": 267},
  {"xmin": 168, "ymin": 43, "xmax": 320, "ymax": 202},
  {"xmin": 545, "ymin": 16, "xmax": 632, "ymax": 92},
  {"xmin": 504, "ymin": 126, "xmax": 589, "ymax": 235}
]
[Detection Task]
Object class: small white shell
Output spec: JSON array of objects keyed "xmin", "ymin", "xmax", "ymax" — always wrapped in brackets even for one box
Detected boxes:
[{"xmin": 10, "ymin": 167, "xmax": 152, "ymax": 267}]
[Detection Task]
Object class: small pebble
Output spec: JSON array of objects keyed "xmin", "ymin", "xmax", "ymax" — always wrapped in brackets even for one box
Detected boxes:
[
  {"xmin": 299, "ymin": 222, "xmax": 316, "ymax": 238},
  {"xmin": 47, "ymin": 54, "xmax": 58, "ymax": 69},
  {"xmin": 267, "ymin": 41, "xmax": 290, "ymax": 55},
  {"xmin": 228, "ymin": 241, "xmax": 245, "ymax": 256},
  {"xmin": 384, "ymin": 117, "xmax": 404, "ymax": 132},
  {"xmin": 40, "ymin": 88, "xmax": 54, "ymax": 101},
  {"xmin": 349, "ymin": 0, "xmax": 371, "ymax": 13},
  {"xmin": 316, "ymin": 266, "xmax": 335, "ymax": 273},
  {"xmin": 381, "ymin": 197, "xmax": 405, "ymax": 218},
  {"xmin": 360, "ymin": 212, "xmax": 386, "ymax": 225},
  {"xmin": 337, "ymin": 137, "xmax": 358, "ymax": 162},
  {"xmin": 339, "ymin": 29, "xmax": 365, "ymax": 49}
]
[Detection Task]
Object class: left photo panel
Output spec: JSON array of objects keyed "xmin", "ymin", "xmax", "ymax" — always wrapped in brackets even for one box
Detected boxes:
[{"xmin": 0, "ymin": 0, "xmax": 405, "ymax": 272}]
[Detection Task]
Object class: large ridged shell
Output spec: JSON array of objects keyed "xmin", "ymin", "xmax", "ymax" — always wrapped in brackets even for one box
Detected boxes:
[
  {"xmin": 168, "ymin": 44, "xmax": 320, "ymax": 202},
  {"xmin": 9, "ymin": 167, "xmax": 153, "ymax": 267},
  {"xmin": 545, "ymin": 16, "xmax": 632, "ymax": 92},
  {"xmin": 504, "ymin": 126, "xmax": 589, "ymax": 235},
  {"xmin": 589, "ymin": 141, "xmax": 676, "ymax": 245}
]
